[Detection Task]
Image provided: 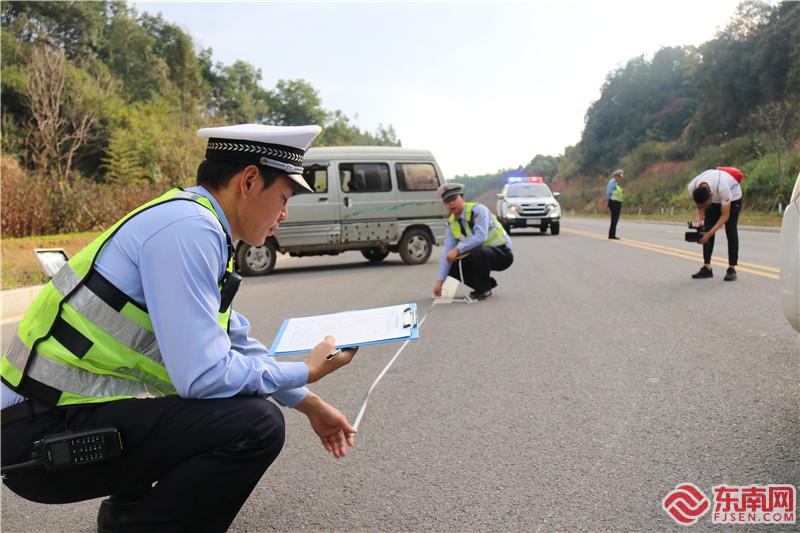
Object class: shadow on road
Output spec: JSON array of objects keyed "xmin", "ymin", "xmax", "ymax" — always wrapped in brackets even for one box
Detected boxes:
[
  {"xmin": 267, "ymin": 258, "xmax": 410, "ymax": 277},
  {"xmin": 507, "ymin": 231, "xmax": 553, "ymax": 237}
]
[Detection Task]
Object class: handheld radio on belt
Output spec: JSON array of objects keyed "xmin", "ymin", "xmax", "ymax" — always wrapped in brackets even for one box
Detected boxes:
[{"xmin": 2, "ymin": 426, "xmax": 123, "ymax": 475}]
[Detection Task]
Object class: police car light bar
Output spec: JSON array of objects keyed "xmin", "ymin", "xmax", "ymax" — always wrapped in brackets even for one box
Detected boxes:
[{"xmin": 506, "ymin": 176, "xmax": 544, "ymax": 184}]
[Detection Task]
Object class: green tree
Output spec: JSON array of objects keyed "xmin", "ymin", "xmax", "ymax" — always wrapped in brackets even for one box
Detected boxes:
[
  {"xmin": 265, "ymin": 79, "xmax": 328, "ymax": 126},
  {"xmin": 524, "ymin": 154, "xmax": 562, "ymax": 179},
  {"xmin": 102, "ymin": 128, "xmax": 149, "ymax": 184},
  {"xmin": 204, "ymin": 59, "xmax": 270, "ymax": 123},
  {"xmin": 0, "ymin": 1, "xmax": 109, "ymax": 61},
  {"xmin": 141, "ymin": 13, "xmax": 205, "ymax": 124},
  {"xmin": 103, "ymin": 2, "xmax": 169, "ymax": 102}
]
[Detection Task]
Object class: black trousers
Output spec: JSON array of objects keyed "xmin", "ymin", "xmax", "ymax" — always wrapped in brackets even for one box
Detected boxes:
[
  {"xmin": 608, "ymin": 200, "xmax": 622, "ymax": 238},
  {"xmin": 1, "ymin": 396, "xmax": 285, "ymax": 532},
  {"xmin": 448, "ymin": 246, "xmax": 514, "ymax": 292},
  {"xmin": 703, "ymin": 199, "xmax": 741, "ymax": 266}
]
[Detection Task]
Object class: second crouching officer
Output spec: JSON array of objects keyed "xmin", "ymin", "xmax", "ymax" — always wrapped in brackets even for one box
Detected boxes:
[{"xmin": 432, "ymin": 183, "xmax": 513, "ymax": 300}]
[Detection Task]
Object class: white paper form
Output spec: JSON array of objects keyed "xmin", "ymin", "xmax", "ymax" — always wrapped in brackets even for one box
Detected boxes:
[{"xmin": 269, "ymin": 304, "xmax": 418, "ymax": 355}]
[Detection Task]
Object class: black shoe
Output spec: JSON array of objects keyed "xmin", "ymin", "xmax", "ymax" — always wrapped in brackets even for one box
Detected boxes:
[
  {"xmin": 489, "ymin": 277, "xmax": 498, "ymax": 289},
  {"xmin": 469, "ymin": 289, "xmax": 492, "ymax": 301},
  {"xmin": 724, "ymin": 267, "xmax": 737, "ymax": 281},
  {"xmin": 692, "ymin": 266, "xmax": 713, "ymax": 279},
  {"xmin": 609, "ymin": 236, "xmax": 620, "ymax": 240},
  {"xmin": 97, "ymin": 497, "xmax": 140, "ymax": 533}
]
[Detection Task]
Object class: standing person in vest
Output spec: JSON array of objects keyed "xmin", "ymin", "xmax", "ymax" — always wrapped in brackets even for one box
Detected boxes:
[
  {"xmin": 687, "ymin": 167, "xmax": 744, "ymax": 281},
  {"xmin": 432, "ymin": 183, "xmax": 514, "ymax": 301},
  {"xmin": 1, "ymin": 124, "xmax": 360, "ymax": 532},
  {"xmin": 606, "ymin": 169, "xmax": 624, "ymax": 240}
]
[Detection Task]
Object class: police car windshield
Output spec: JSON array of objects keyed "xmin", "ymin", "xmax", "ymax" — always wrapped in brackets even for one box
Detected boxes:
[{"xmin": 507, "ymin": 184, "xmax": 550, "ymax": 197}]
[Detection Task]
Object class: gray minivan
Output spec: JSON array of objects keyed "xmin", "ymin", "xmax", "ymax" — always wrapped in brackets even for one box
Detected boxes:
[{"xmin": 236, "ymin": 146, "xmax": 448, "ymax": 275}]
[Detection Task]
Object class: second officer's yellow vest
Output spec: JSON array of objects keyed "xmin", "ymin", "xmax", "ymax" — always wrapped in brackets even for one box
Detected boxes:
[
  {"xmin": 449, "ymin": 202, "xmax": 509, "ymax": 248},
  {"xmin": 611, "ymin": 183, "xmax": 624, "ymax": 202},
  {"xmin": 0, "ymin": 189, "xmax": 235, "ymax": 407}
]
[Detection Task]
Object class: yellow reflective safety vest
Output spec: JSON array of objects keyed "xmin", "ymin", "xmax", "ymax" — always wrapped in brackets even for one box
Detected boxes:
[
  {"xmin": 449, "ymin": 202, "xmax": 509, "ymax": 248},
  {"xmin": 610, "ymin": 182, "xmax": 624, "ymax": 202},
  {"xmin": 1, "ymin": 189, "xmax": 235, "ymax": 407}
]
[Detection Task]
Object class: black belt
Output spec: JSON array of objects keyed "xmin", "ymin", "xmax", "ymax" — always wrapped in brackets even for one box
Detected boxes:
[{"xmin": 1, "ymin": 401, "xmax": 55, "ymax": 427}]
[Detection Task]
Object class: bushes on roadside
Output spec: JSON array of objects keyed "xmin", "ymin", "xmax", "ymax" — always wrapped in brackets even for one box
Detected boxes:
[{"xmin": 1, "ymin": 156, "xmax": 169, "ymax": 238}]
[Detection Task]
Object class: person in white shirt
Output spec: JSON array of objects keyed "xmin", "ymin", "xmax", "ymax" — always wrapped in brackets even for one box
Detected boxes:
[{"xmin": 687, "ymin": 168, "xmax": 744, "ymax": 281}]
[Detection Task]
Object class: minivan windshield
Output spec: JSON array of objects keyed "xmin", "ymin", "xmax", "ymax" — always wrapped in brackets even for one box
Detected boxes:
[{"xmin": 507, "ymin": 184, "xmax": 550, "ymax": 197}]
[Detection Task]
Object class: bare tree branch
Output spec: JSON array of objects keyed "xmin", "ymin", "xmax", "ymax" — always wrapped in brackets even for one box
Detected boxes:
[{"xmin": 24, "ymin": 44, "xmax": 110, "ymax": 185}]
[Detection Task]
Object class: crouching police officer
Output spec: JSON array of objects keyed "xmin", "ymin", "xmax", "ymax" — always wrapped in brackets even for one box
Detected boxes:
[
  {"xmin": 432, "ymin": 183, "xmax": 514, "ymax": 300},
  {"xmin": 1, "ymin": 124, "xmax": 358, "ymax": 532}
]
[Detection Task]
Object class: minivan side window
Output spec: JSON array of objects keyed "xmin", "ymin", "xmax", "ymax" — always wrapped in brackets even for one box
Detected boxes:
[
  {"xmin": 396, "ymin": 163, "xmax": 439, "ymax": 191},
  {"xmin": 303, "ymin": 165, "xmax": 328, "ymax": 193},
  {"xmin": 340, "ymin": 163, "xmax": 392, "ymax": 193}
]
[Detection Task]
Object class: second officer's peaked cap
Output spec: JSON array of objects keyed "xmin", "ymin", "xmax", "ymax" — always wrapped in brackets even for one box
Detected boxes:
[
  {"xmin": 197, "ymin": 124, "xmax": 322, "ymax": 192},
  {"xmin": 437, "ymin": 183, "xmax": 465, "ymax": 202}
]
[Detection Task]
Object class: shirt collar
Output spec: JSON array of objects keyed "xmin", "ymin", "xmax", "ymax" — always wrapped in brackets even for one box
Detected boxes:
[{"xmin": 188, "ymin": 185, "xmax": 233, "ymax": 239}]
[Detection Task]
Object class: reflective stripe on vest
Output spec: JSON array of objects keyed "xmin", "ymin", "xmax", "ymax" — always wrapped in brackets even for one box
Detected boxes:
[
  {"xmin": 611, "ymin": 183, "xmax": 624, "ymax": 202},
  {"xmin": 1, "ymin": 188, "xmax": 234, "ymax": 406},
  {"xmin": 449, "ymin": 202, "xmax": 509, "ymax": 248}
]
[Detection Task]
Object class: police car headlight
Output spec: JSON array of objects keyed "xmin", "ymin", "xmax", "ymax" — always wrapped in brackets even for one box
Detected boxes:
[
  {"xmin": 547, "ymin": 203, "xmax": 560, "ymax": 216},
  {"xmin": 509, "ymin": 204, "xmax": 518, "ymax": 212}
]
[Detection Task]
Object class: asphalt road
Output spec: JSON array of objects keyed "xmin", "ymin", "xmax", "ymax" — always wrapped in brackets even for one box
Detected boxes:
[{"xmin": 2, "ymin": 216, "xmax": 798, "ymax": 532}]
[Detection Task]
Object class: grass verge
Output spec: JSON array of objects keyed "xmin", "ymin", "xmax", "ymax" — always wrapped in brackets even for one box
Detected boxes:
[
  {"xmin": 566, "ymin": 210, "xmax": 782, "ymax": 227},
  {"xmin": 2, "ymin": 232, "xmax": 99, "ymax": 289}
]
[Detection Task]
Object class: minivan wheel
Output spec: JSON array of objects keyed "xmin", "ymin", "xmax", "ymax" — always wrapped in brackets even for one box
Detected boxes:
[
  {"xmin": 398, "ymin": 228, "xmax": 432, "ymax": 265},
  {"xmin": 361, "ymin": 248, "xmax": 389, "ymax": 262},
  {"xmin": 237, "ymin": 240, "xmax": 277, "ymax": 276}
]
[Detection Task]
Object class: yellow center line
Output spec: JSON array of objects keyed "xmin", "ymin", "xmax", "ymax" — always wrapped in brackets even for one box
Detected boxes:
[{"xmin": 563, "ymin": 227, "xmax": 780, "ymax": 281}]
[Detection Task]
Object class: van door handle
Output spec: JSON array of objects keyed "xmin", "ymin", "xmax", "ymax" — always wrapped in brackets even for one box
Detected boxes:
[
  {"xmin": 344, "ymin": 197, "xmax": 351, "ymax": 208},
  {"xmin": 318, "ymin": 197, "xmax": 328, "ymax": 202}
]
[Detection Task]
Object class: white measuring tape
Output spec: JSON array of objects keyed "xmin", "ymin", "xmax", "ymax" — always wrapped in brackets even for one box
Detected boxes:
[
  {"xmin": 352, "ymin": 299, "xmax": 436, "ymax": 430},
  {"xmin": 352, "ymin": 262, "xmax": 474, "ymax": 430}
]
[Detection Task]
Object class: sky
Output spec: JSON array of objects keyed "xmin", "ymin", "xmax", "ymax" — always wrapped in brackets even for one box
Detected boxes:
[{"xmin": 133, "ymin": 0, "xmax": 742, "ymax": 178}]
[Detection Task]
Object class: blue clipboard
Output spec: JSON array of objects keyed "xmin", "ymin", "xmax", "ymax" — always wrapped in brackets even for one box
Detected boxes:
[{"xmin": 268, "ymin": 303, "xmax": 419, "ymax": 356}]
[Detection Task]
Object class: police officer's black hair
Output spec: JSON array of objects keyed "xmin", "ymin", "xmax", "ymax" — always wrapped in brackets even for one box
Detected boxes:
[
  {"xmin": 692, "ymin": 186, "xmax": 711, "ymax": 205},
  {"xmin": 196, "ymin": 160, "xmax": 281, "ymax": 191}
]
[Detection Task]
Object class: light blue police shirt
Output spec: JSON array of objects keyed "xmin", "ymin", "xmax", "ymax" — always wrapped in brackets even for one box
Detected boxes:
[
  {"xmin": 437, "ymin": 203, "xmax": 512, "ymax": 281},
  {"xmin": 2, "ymin": 186, "xmax": 308, "ymax": 410}
]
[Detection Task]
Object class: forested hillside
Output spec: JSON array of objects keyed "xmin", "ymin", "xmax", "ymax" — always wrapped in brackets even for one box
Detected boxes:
[
  {"xmin": 1, "ymin": 1, "xmax": 399, "ymax": 237},
  {"xmin": 2, "ymin": 1, "xmax": 798, "ymax": 238},
  {"xmin": 458, "ymin": 1, "xmax": 800, "ymax": 212}
]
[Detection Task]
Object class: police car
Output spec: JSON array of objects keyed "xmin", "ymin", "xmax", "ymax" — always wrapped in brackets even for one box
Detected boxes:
[{"xmin": 496, "ymin": 176, "xmax": 561, "ymax": 235}]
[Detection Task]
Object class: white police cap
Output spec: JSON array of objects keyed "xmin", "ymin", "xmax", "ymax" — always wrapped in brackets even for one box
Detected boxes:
[
  {"xmin": 197, "ymin": 124, "xmax": 322, "ymax": 192},
  {"xmin": 437, "ymin": 182, "xmax": 465, "ymax": 202}
]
